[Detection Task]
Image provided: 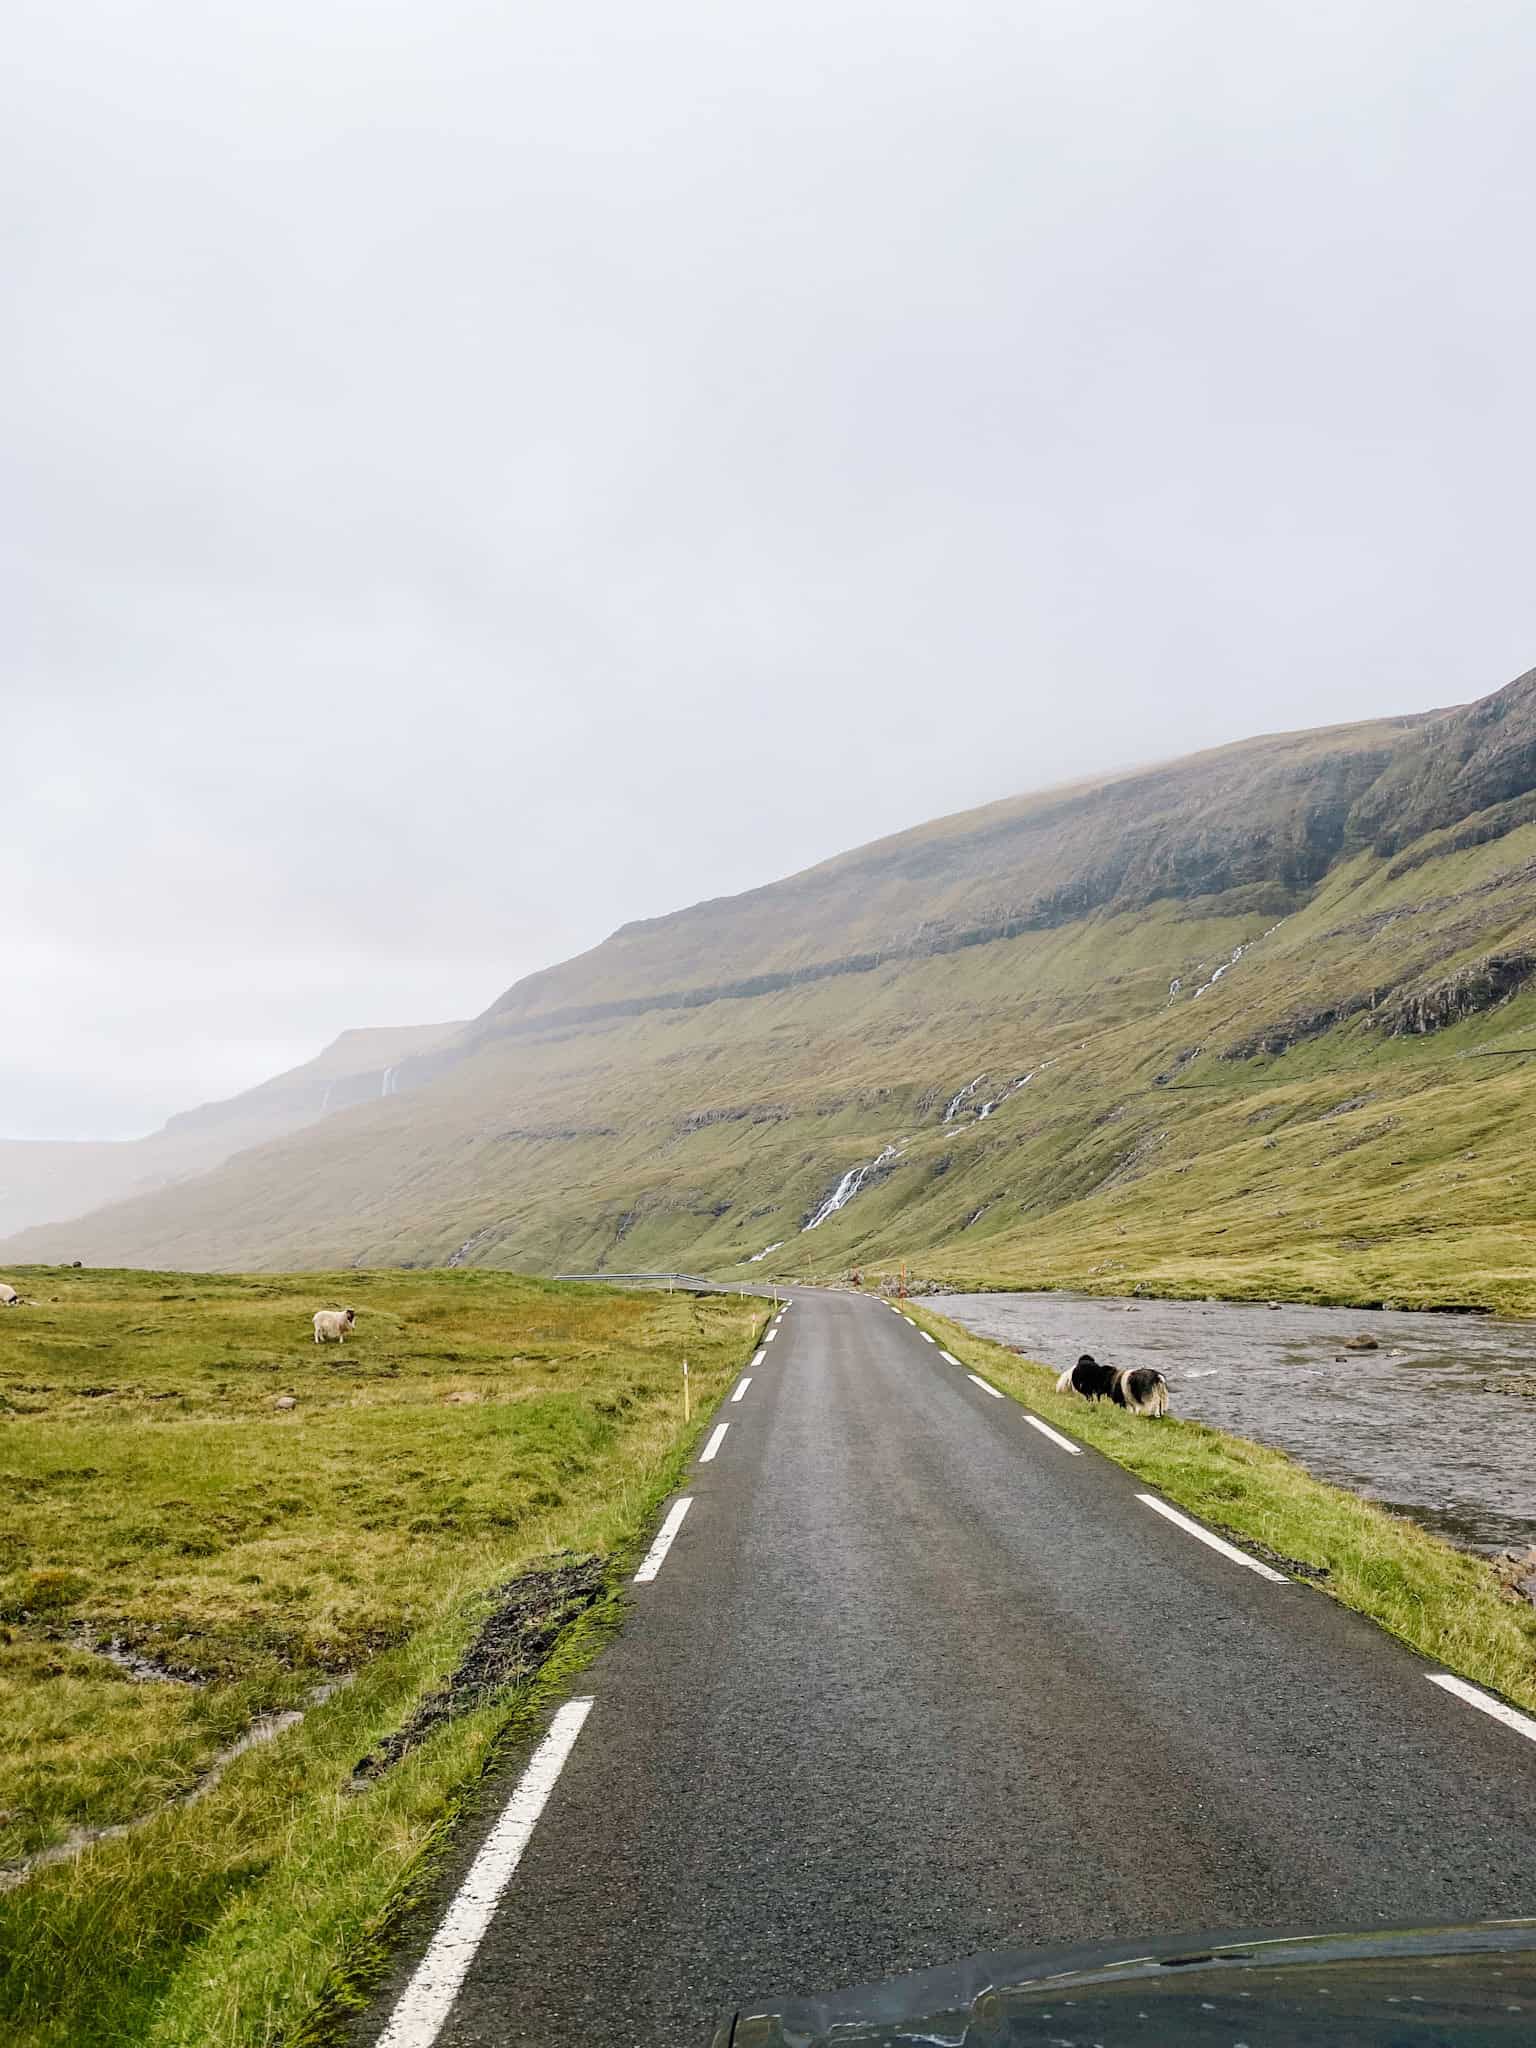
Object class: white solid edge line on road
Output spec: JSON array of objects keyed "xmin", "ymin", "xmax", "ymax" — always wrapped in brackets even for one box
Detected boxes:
[
  {"xmin": 633, "ymin": 1497, "xmax": 693, "ymax": 1583},
  {"xmin": 731, "ymin": 1377, "xmax": 752, "ymax": 1402},
  {"xmin": 1024, "ymin": 1414, "xmax": 1083, "ymax": 1455},
  {"xmin": 375, "ymin": 1695, "xmax": 593, "ymax": 2048},
  {"xmin": 1429, "ymin": 1673, "xmax": 1536, "ymax": 1743},
  {"xmin": 699, "ymin": 1423, "xmax": 729, "ymax": 1463},
  {"xmin": 1137, "ymin": 1494, "xmax": 1289, "ymax": 1581},
  {"xmin": 750, "ymin": 1348, "xmax": 766, "ymax": 1368},
  {"xmin": 939, "ymin": 1350, "xmax": 961, "ymax": 1365},
  {"xmin": 967, "ymin": 1373, "xmax": 1004, "ymax": 1399}
]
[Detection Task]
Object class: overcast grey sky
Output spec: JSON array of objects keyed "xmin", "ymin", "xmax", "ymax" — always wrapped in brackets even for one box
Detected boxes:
[{"xmin": 6, "ymin": 0, "xmax": 1533, "ymax": 1140}]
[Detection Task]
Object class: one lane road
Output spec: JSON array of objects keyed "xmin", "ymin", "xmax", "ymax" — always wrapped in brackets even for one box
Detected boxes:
[{"xmin": 362, "ymin": 1288, "xmax": 1536, "ymax": 2048}]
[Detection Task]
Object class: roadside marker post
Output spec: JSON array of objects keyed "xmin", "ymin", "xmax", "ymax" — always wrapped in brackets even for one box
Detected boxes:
[{"xmin": 683, "ymin": 1358, "xmax": 690, "ymax": 1423}]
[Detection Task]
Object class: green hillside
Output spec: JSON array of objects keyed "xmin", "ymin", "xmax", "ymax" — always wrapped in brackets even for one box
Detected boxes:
[{"xmin": 10, "ymin": 667, "xmax": 1536, "ymax": 1309}]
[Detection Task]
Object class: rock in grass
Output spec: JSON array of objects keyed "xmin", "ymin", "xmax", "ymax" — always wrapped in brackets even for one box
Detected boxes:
[
  {"xmin": 273, "ymin": 1395, "xmax": 298, "ymax": 1411},
  {"xmin": 1492, "ymin": 1548, "xmax": 1536, "ymax": 1609}
]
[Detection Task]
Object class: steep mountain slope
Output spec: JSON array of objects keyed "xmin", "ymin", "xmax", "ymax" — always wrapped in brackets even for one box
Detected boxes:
[
  {"xmin": 0, "ymin": 1021, "xmax": 462, "ymax": 1238},
  {"xmin": 10, "ymin": 666, "xmax": 1536, "ymax": 1310}
]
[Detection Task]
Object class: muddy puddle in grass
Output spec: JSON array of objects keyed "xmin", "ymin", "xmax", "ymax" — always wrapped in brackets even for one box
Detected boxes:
[{"xmin": 938, "ymin": 1291, "xmax": 1536, "ymax": 1553}]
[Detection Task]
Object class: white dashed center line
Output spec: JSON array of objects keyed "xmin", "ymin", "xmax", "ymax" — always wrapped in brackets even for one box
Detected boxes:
[
  {"xmin": 633, "ymin": 1498, "xmax": 692, "ymax": 1584},
  {"xmin": 967, "ymin": 1373, "xmax": 1004, "ymax": 1399},
  {"xmin": 1137, "ymin": 1495, "xmax": 1288, "ymax": 1581},
  {"xmin": 939, "ymin": 1350, "xmax": 961, "ymax": 1366},
  {"xmin": 731, "ymin": 1377, "xmax": 752, "ymax": 1402},
  {"xmin": 376, "ymin": 1696, "xmax": 594, "ymax": 2048},
  {"xmin": 1429, "ymin": 1674, "xmax": 1536, "ymax": 1743},
  {"xmin": 750, "ymin": 1348, "xmax": 766, "ymax": 1368},
  {"xmin": 765, "ymin": 1330, "xmax": 776, "ymax": 1342},
  {"xmin": 1024, "ymin": 1414, "xmax": 1083, "ymax": 1455},
  {"xmin": 699, "ymin": 1423, "xmax": 729, "ymax": 1463},
  {"xmin": 920, "ymin": 1331, "xmax": 935, "ymax": 1344}
]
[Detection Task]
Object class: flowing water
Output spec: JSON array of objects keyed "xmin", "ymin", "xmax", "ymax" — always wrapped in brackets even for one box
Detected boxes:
[{"xmin": 938, "ymin": 1291, "xmax": 1536, "ymax": 1553}]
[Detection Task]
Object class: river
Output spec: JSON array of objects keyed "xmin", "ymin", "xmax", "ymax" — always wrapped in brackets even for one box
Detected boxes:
[{"xmin": 937, "ymin": 1290, "xmax": 1536, "ymax": 1554}]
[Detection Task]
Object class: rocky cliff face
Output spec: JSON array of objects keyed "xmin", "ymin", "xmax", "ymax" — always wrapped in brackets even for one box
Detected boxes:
[
  {"xmin": 1347, "ymin": 667, "xmax": 1536, "ymax": 856},
  {"xmin": 1387, "ymin": 950, "xmax": 1536, "ymax": 1037},
  {"xmin": 462, "ymin": 715, "xmax": 1424, "ymax": 1051}
]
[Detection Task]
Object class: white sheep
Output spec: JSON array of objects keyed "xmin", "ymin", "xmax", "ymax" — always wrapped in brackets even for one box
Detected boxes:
[
  {"xmin": 0, "ymin": 1282, "xmax": 21, "ymax": 1306},
  {"xmin": 312, "ymin": 1307, "xmax": 357, "ymax": 1344}
]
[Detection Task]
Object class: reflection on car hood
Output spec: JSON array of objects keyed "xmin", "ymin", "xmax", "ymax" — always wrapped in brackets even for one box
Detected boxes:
[{"xmin": 711, "ymin": 1919, "xmax": 1536, "ymax": 2046}]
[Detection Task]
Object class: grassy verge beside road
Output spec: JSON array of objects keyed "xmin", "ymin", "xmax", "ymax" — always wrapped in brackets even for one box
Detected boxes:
[
  {"xmin": 907, "ymin": 1302, "xmax": 1536, "ymax": 1715},
  {"xmin": 0, "ymin": 1266, "xmax": 764, "ymax": 2048}
]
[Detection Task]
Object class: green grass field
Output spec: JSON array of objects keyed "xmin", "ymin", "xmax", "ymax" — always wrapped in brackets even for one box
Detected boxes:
[{"xmin": 0, "ymin": 1266, "xmax": 765, "ymax": 2047}]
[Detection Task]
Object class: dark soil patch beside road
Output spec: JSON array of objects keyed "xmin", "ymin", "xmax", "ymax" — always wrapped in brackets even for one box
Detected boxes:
[{"xmin": 350, "ymin": 1554, "xmax": 606, "ymax": 1785}]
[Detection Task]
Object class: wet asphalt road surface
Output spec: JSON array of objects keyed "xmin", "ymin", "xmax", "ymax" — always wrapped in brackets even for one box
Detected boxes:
[{"xmin": 361, "ymin": 1289, "xmax": 1536, "ymax": 2047}]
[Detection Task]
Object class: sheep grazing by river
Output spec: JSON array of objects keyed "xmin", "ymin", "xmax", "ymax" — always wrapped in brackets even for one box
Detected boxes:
[
  {"xmin": 1113, "ymin": 1365, "xmax": 1170, "ymax": 1417},
  {"xmin": 1056, "ymin": 1353, "xmax": 1119, "ymax": 1401},
  {"xmin": 312, "ymin": 1307, "xmax": 357, "ymax": 1344},
  {"xmin": 1057, "ymin": 1350, "xmax": 1169, "ymax": 1416}
]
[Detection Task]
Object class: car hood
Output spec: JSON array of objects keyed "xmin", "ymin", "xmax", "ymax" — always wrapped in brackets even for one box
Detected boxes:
[{"xmin": 711, "ymin": 1919, "xmax": 1536, "ymax": 2046}]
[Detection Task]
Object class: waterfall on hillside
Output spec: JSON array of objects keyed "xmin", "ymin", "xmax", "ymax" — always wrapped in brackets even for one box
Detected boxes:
[
  {"xmin": 1191, "ymin": 945, "xmax": 1246, "ymax": 998},
  {"xmin": 979, "ymin": 1065, "xmax": 1046, "ymax": 1118},
  {"xmin": 943, "ymin": 1077, "xmax": 984, "ymax": 1122},
  {"xmin": 803, "ymin": 1144, "xmax": 899, "ymax": 1230},
  {"xmin": 1188, "ymin": 918, "xmax": 1289, "ymax": 1000}
]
